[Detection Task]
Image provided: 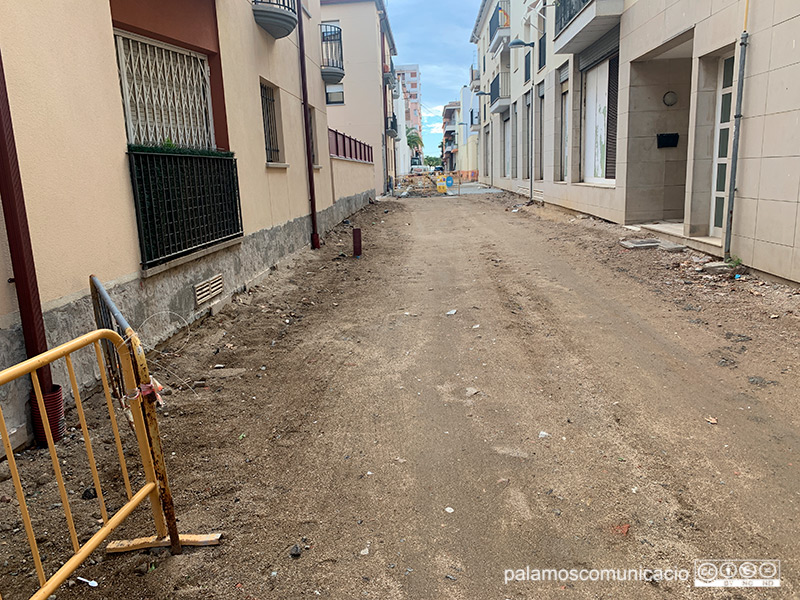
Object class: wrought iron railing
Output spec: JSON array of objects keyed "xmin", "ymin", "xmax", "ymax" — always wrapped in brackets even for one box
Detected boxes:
[
  {"xmin": 320, "ymin": 24, "xmax": 344, "ymax": 70},
  {"xmin": 538, "ymin": 33, "xmax": 547, "ymax": 70},
  {"xmin": 252, "ymin": 0, "xmax": 297, "ymax": 13},
  {"xmin": 489, "ymin": 0, "xmax": 511, "ymax": 42},
  {"xmin": 386, "ymin": 114, "xmax": 398, "ymax": 135},
  {"xmin": 127, "ymin": 149, "xmax": 243, "ymax": 269},
  {"xmin": 328, "ymin": 129, "xmax": 374, "ymax": 163},
  {"xmin": 555, "ymin": 0, "xmax": 592, "ymax": 36},
  {"xmin": 490, "ymin": 71, "xmax": 510, "ymax": 105}
]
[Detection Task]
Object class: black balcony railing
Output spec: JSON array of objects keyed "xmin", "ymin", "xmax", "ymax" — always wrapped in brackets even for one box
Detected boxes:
[
  {"xmin": 489, "ymin": 0, "xmax": 511, "ymax": 42},
  {"xmin": 128, "ymin": 148, "xmax": 243, "ymax": 269},
  {"xmin": 252, "ymin": 0, "xmax": 297, "ymax": 13},
  {"xmin": 490, "ymin": 71, "xmax": 510, "ymax": 105},
  {"xmin": 555, "ymin": 0, "xmax": 592, "ymax": 36},
  {"xmin": 538, "ymin": 33, "xmax": 547, "ymax": 70},
  {"xmin": 320, "ymin": 24, "xmax": 343, "ymax": 70},
  {"xmin": 386, "ymin": 114, "xmax": 398, "ymax": 136}
]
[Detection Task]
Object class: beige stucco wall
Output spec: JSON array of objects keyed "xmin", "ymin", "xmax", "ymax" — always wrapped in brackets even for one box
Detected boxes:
[
  {"xmin": 0, "ymin": 1, "xmax": 141, "ymax": 324},
  {"xmin": 321, "ymin": 1, "xmax": 387, "ymax": 193},
  {"xmin": 331, "ymin": 157, "xmax": 376, "ymax": 200}
]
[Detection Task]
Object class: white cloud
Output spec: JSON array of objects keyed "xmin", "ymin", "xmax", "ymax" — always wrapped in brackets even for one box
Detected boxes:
[
  {"xmin": 425, "ymin": 123, "xmax": 444, "ymax": 135},
  {"xmin": 421, "ymin": 104, "xmax": 445, "ymax": 118}
]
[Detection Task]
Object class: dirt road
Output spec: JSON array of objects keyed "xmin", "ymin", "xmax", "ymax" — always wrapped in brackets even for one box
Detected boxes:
[{"xmin": 3, "ymin": 191, "xmax": 799, "ymax": 598}]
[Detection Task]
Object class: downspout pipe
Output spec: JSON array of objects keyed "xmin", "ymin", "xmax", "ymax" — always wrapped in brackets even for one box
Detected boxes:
[
  {"xmin": 724, "ymin": 2, "xmax": 751, "ymax": 261},
  {"xmin": 297, "ymin": 6, "xmax": 321, "ymax": 250},
  {"xmin": 0, "ymin": 49, "xmax": 53, "ymax": 392}
]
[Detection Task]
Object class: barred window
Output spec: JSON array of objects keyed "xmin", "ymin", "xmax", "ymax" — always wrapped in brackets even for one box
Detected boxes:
[
  {"xmin": 261, "ymin": 83, "xmax": 281, "ymax": 163},
  {"xmin": 115, "ymin": 31, "xmax": 215, "ymax": 149}
]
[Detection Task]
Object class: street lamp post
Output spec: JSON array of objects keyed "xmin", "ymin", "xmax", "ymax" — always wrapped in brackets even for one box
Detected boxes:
[{"xmin": 475, "ymin": 90, "xmax": 491, "ymax": 187}]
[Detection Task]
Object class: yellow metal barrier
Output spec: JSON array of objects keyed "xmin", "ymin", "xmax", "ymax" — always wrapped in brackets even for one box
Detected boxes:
[{"xmin": 0, "ymin": 329, "xmax": 219, "ymax": 600}]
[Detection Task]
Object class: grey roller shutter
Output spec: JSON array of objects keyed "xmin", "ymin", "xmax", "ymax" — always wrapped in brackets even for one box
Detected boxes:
[
  {"xmin": 578, "ymin": 25, "xmax": 620, "ymax": 72},
  {"xmin": 559, "ymin": 62, "xmax": 570, "ymax": 83},
  {"xmin": 537, "ymin": 82, "xmax": 545, "ymax": 98}
]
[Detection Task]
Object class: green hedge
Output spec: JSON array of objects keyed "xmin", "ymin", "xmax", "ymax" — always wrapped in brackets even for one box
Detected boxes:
[{"xmin": 128, "ymin": 144, "xmax": 234, "ymax": 158}]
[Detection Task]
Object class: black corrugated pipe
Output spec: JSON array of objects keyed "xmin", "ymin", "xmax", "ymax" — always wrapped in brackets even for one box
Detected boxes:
[
  {"xmin": 724, "ymin": 2, "xmax": 751, "ymax": 261},
  {"xmin": 0, "ymin": 48, "xmax": 53, "ymax": 392},
  {"xmin": 296, "ymin": 6, "xmax": 320, "ymax": 249}
]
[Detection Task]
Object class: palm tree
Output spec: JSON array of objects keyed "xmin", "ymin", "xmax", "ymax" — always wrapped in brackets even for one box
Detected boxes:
[{"xmin": 406, "ymin": 126, "xmax": 423, "ymax": 153}]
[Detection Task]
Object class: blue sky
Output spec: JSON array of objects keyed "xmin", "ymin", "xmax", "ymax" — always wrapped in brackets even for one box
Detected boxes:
[{"xmin": 387, "ymin": 0, "xmax": 482, "ymax": 154}]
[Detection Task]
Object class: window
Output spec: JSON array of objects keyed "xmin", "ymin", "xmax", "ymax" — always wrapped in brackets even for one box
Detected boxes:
[
  {"xmin": 261, "ymin": 82, "xmax": 281, "ymax": 163},
  {"xmin": 503, "ymin": 116, "xmax": 511, "ymax": 178},
  {"xmin": 511, "ymin": 102, "xmax": 518, "ymax": 179},
  {"xmin": 309, "ymin": 107, "xmax": 317, "ymax": 165},
  {"xmin": 115, "ymin": 31, "xmax": 215, "ymax": 149},
  {"xmin": 537, "ymin": 85, "xmax": 544, "ymax": 180},
  {"xmin": 326, "ymin": 83, "xmax": 344, "ymax": 105},
  {"xmin": 582, "ymin": 55, "xmax": 618, "ymax": 183},
  {"xmin": 484, "ymin": 128, "xmax": 490, "ymax": 173}
]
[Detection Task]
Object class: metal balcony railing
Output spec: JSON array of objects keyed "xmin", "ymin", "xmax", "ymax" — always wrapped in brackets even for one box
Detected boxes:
[
  {"xmin": 555, "ymin": 0, "xmax": 592, "ymax": 37},
  {"xmin": 128, "ymin": 148, "xmax": 243, "ymax": 269},
  {"xmin": 329, "ymin": 129, "xmax": 374, "ymax": 163},
  {"xmin": 490, "ymin": 71, "xmax": 510, "ymax": 105},
  {"xmin": 489, "ymin": 0, "xmax": 511, "ymax": 43},
  {"xmin": 320, "ymin": 24, "xmax": 343, "ymax": 70},
  {"xmin": 253, "ymin": 0, "xmax": 296, "ymax": 12},
  {"xmin": 386, "ymin": 114, "xmax": 398, "ymax": 137}
]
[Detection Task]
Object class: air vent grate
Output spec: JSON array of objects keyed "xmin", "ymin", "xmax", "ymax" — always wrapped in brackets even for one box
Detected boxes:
[{"xmin": 195, "ymin": 274, "xmax": 224, "ymax": 307}]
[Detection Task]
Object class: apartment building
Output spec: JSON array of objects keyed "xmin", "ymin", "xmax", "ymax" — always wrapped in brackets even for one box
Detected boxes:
[
  {"xmin": 442, "ymin": 101, "xmax": 461, "ymax": 172},
  {"xmin": 395, "ymin": 77, "xmax": 412, "ymax": 176},
  {"xmin": 0, "ymin": 0, "xmax": 379, "ymax": 447},
  {"xmin": 397, "ymin": 65, "xmax": 423, "ymax": 135},
  {"xmin": 321, "ymin": 0, "xmax": 399, "ymax": 191},
  {"xmin": 458, "ymin": 68, "xmax": 482, "ymax": 181},
  {"xmin": 472, "ymin": 0, "xmax": 800, "ymax": 284}
]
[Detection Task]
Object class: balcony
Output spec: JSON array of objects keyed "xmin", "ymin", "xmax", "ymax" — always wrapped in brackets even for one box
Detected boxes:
[
  {"xmin": 470, "ymin": 67, "xmax": 480, "ymax": 91},
  {"xmin": 320, "ymin": 24, "xmax": 344, "ymax": 84},
  {"xmin": 386, "ymin": 114, "xmax": 398, "ymax": 138},
  {"xmin": 470, "ymin": 108, "xmax": 480, "ymax": 131},
  {"xmin": 127, "ymin": 148, "xmax": 243, "ymax": 269},
  {"xmin": 488, "ymin": 0, "xmax": 511, "ymax": 53},
  {"xmin": 383, "ymin": 60, "xmax": 396, "ymax": 86},
  {"xmin": 553, "ymin": 0, "xmax": 624, "ymax": 55},
  {"xmin": 490, "ymin": 71, "xmax": 510, "ymax": 114},
  {"xmin": 252, "ymin": 0, "xmax": 298, "ymax": 39},
  {"xmin": 443, "ymin": 120, "xmax": 457, "ymax": 133}
]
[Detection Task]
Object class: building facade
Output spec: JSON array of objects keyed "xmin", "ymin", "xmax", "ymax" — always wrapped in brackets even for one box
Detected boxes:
[
  {"xmin": 0, "ymin": 0, "xmax": 379, "ymax": 448},
  {"xmin": 397, "ymin": 64, "xmax": 423, "ymax": 135},
  {"xmin": 442, "ymin": 101, "xmax": 460, "ymax": 172},
  {"xmin": 321, "ymin": 0, "xmax": 399, "ymax": 191},
  {"xmin": 472, "ymin": 0, "xmax": 800, "ymax": 284}
]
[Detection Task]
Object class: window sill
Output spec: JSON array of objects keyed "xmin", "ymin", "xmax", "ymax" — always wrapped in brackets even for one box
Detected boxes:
[
  {"xmin": 266, "ymin": 162, "xmax": 290, "ymax": 169},
  {"xmin": 141, "ymin": 237, "xmax": 242, "ymax": 279},
  {"xmin": 575, "ymin": 181, "xmax": 616, "ymax": 189},
  {"xmin": 313, "ymin": 164, "xmax": 322, "ymax": 170}
]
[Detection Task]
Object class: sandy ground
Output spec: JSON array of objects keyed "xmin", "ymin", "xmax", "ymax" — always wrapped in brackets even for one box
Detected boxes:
[{"xmin": 2, "ymin": 191, "xmax": 799, "ymax": 599}]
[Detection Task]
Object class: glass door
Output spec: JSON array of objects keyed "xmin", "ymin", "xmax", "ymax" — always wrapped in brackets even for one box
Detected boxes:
[{"xmin": 711, "ymin": 54, "xmax": 735, "ymax": 237}]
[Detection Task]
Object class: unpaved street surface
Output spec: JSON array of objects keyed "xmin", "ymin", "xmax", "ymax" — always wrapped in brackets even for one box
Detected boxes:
[{"xmin": 2, "ymin": 192, "xmax": 799, "ymax": 599}]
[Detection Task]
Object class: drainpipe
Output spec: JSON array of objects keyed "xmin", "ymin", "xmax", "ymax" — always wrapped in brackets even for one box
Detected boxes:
[
  {"xmin": 0, "ymin": 49, "xmax": 53, "ymax": 392},
  {"xmin": 724, "ymin": 0, "xmax": 751, "ymax": 261},
  {"xmin": 296, "ymin": 6, "xmax": 320, "ymax": 249}
]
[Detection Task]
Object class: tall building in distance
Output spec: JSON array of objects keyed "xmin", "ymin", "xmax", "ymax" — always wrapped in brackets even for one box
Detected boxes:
[{"xmin": 396, "ymin": 64, "xmax": 422, "ymax": 135}]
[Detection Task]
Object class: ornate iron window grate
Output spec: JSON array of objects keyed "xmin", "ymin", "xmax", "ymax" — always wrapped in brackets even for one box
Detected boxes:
[{"xmin": 115, "ymin": 32, "xmax": 215, "ymax": 149}]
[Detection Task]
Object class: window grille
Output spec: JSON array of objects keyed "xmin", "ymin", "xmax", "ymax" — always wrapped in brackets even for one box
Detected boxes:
[
  {"xmin": 261, "ymin": 83, "xmax": 281, "ymax": 163},
  {"xmin": 115, "ymin": 32, "xmax": 215, "ymax": 149}
]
